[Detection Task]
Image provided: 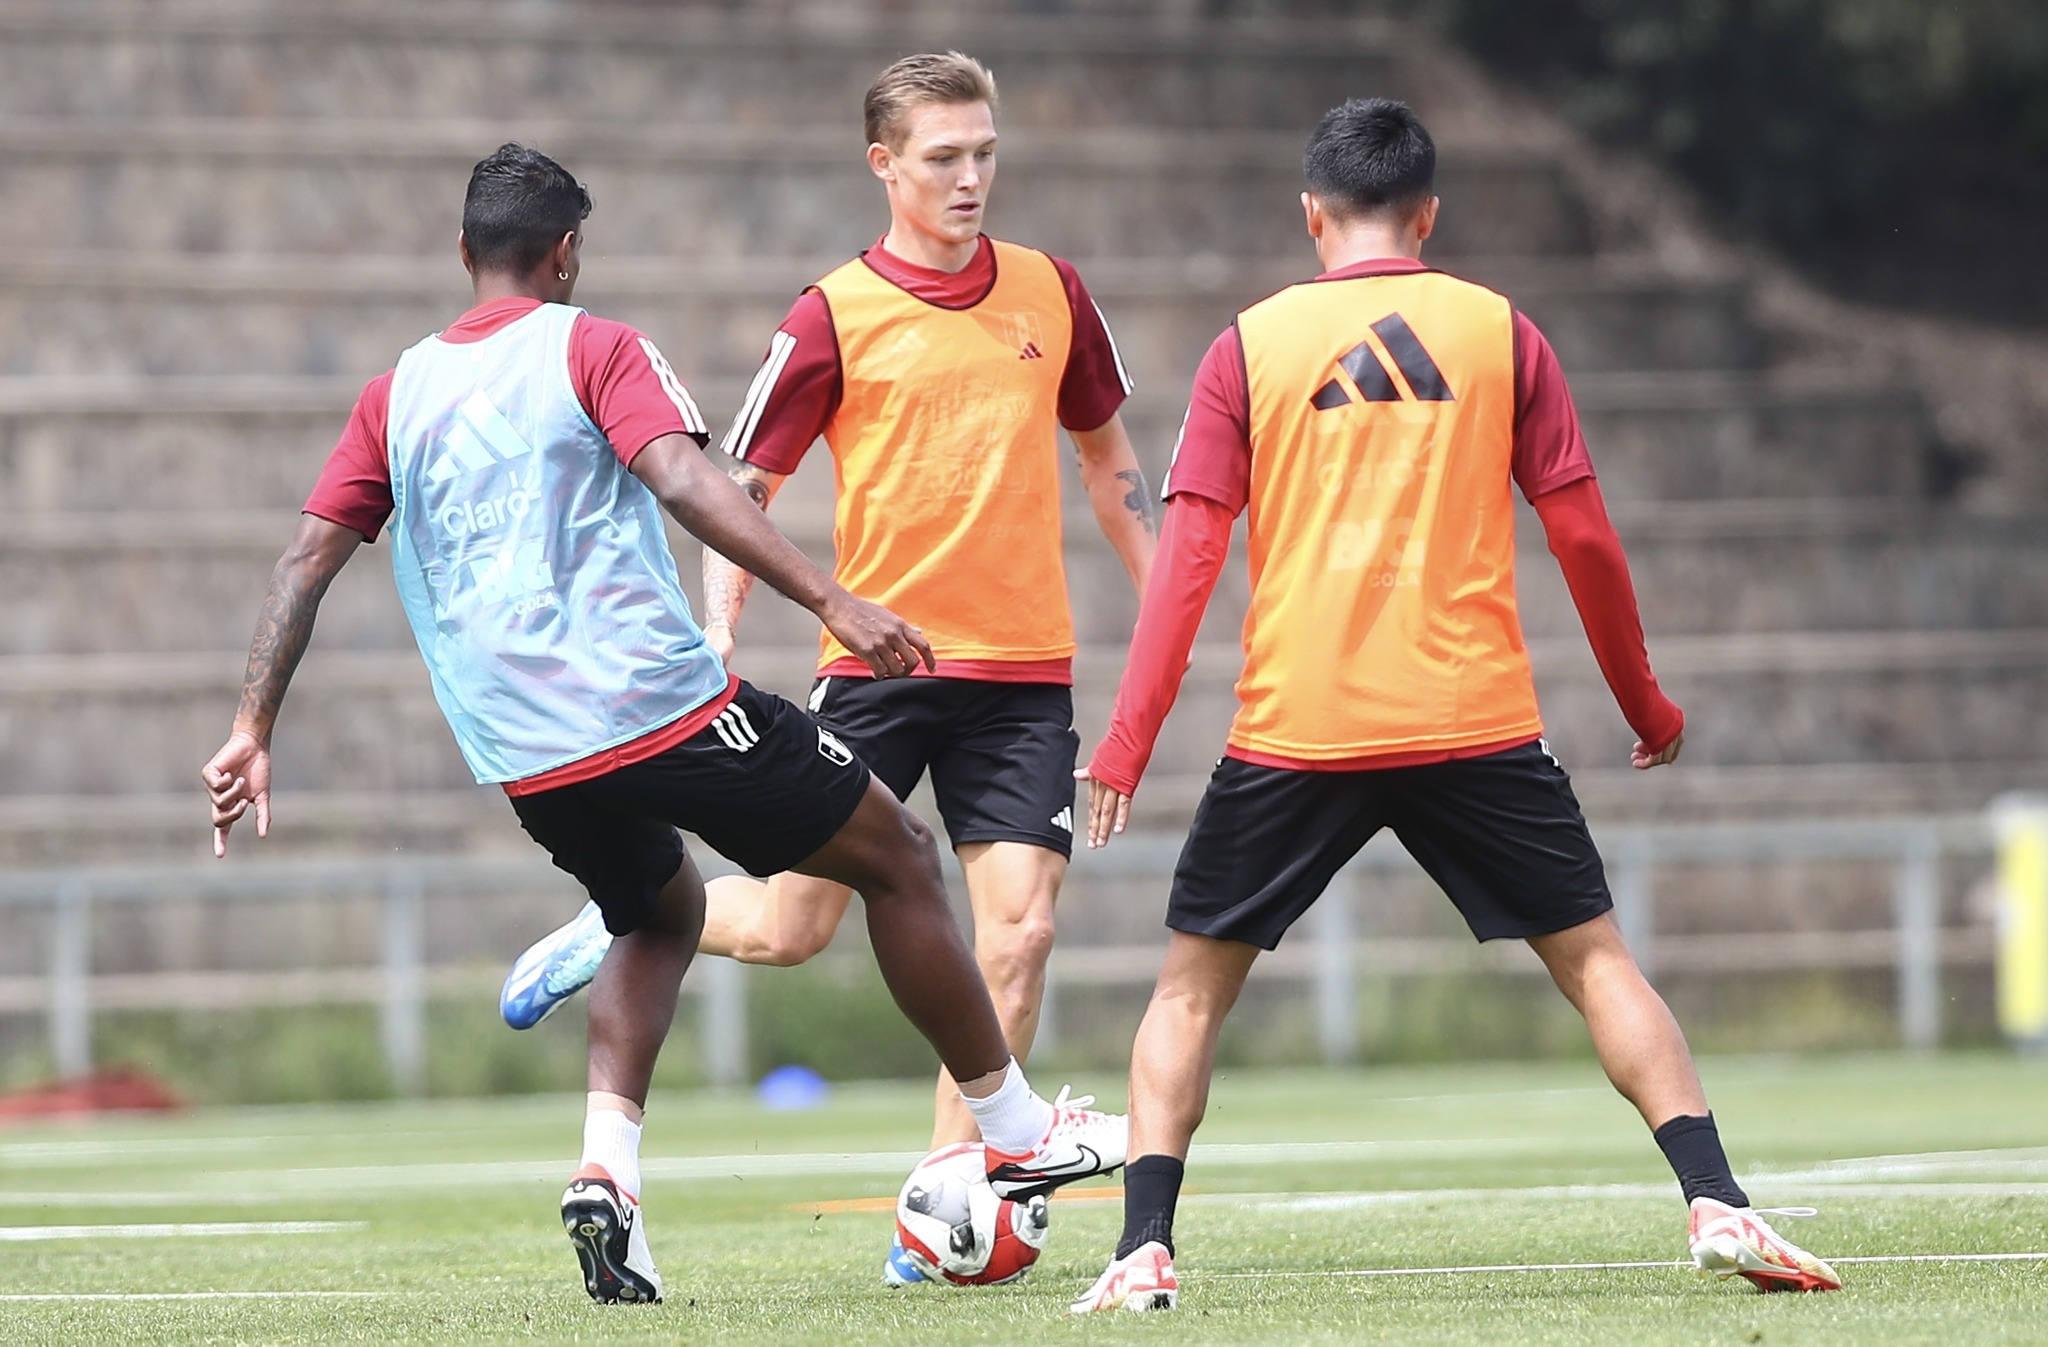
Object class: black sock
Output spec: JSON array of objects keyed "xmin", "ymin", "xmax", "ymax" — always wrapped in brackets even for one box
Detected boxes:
[
  {"xmin": 1653, "ymin": 1113, "xmax": 1749, "ymax": 1207},
  {"xmin": 1115, "ymin": 1154, "xmax": 1184, "ymax": 1258}
]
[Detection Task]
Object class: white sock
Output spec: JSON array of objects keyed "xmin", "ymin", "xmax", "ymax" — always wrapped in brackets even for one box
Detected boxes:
[
  {"xmin": 581, "ymin": 1103, "xmax": 643, "ymax": 1201},
  {"xmin": 960, "ymin": 1059, "xmax": 1055, "ymax": 1155}
]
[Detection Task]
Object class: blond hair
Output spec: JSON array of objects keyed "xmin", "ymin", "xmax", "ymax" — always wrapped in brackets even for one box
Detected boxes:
[{"xmin": 863, "ymin": 51, "xmax": 998, "ymax": 150}]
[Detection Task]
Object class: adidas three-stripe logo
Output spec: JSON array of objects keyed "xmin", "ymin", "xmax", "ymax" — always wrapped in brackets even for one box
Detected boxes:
[
  {"xmin": 1050, "ymin": 807, "xmax": 1074, "ymax": 833},
  {"xmin": 709, "ymin": 704, "xmax": 760, "ymax": 754},
  {"xmin": 1311, "ymin": 313, "xmax": 1454, "ymax": 410}
]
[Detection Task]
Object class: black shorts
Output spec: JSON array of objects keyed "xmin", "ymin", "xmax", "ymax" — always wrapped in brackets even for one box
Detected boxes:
[
  {"xmin": 1166, "ymin": 740, "xmax": 1613, "ymax": 950},
  {"xmin": 808, "ymin": 675, "xmax": 1079, "ymax": 858},
  {"xmin": 509, "ymin": 680, "xmax": 872, "ymax": 936}
]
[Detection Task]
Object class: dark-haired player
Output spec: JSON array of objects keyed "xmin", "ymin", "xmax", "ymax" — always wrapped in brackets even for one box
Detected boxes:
[
  {"xmin": 199, "ymin": 143, "xmax": 1124, "ymax": 1307},
  {"xmin": 1067, "ymin": 100, "xmax": 1839, "ymax": 1312}
]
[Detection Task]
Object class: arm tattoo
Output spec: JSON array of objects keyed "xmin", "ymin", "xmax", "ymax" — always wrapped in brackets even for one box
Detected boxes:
[
  {"xmin": 702, "ymin": 463, "xmax": 773, "ymax": 627},
  {"xmin": 1115, "ymin": 468, "xmax": 1157, "ymax": 537},
  {"xmin": 235, "ymin": 560, "xmax": 325, "ymax": 735}
]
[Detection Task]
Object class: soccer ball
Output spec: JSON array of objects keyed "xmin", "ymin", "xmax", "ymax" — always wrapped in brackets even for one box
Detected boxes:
[{"xmin": 894, "ymin": 1142, "xmax": 1051, "ymax": 1285}]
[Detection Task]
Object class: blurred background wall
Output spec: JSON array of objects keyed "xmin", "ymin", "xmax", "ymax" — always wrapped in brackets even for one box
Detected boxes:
[{"xmin": 0, "ymin": 0, "xmax": 2040, "ymax": 1101}]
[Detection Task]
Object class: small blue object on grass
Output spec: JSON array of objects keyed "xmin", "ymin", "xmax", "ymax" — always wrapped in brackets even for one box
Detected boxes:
[{"xmin": 756, "ymin": 1064, "xmax": 830, "ymax": 1110}]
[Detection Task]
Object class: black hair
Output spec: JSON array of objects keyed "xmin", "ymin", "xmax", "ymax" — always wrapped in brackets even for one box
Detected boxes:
[
  {"xmin": 1302, "ymin": 98, "xmax": 1436, "ymax": 219},
  {"xmin": 461, "ymin": 143, "xmax": 592, "ymax": 274}
]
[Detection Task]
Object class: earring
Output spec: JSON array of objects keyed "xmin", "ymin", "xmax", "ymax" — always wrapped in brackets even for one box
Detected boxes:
[{"xmin": 557, "ymin": 271, "xmax": 570, "ymax": 281}]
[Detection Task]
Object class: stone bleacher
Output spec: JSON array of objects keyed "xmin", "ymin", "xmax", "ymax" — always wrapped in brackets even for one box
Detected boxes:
[{"xmin": 2, "ymin": 0, "xmax": 2042, "ymax": 875}]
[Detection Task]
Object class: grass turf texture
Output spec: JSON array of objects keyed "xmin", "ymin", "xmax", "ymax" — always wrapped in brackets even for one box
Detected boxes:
[{"xmin": 0, "ymin": 1053, "xmax": 2042, "ymax": 1345}]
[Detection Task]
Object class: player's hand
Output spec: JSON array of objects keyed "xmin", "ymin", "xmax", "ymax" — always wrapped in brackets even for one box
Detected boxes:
[
  {"xmin": 704, "ymin": 621, "xmax": 737, "ymax": 665},
  {"xmin": 821, "ymin": 592, "xmax": 934, "ymax": 680},
  {"xmin": 1073, "ymin": 766, "xmax": 1132, "ymax": 850},
  {"xmin": 1631, "ymin": 728, "xmax": 1684, "ymax": 770},
  {"xmin": 201, "ymin": 730, "xmax": 272, "ymax": 857}
]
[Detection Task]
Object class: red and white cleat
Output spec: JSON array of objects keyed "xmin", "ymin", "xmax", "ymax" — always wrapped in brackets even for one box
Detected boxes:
[
  {"xmin": 1688, "ymin": 1197, "xmax": 1841, "ymax": 1293},
  {"xmin": 983, "ymin": 1085, "xmax": 1128, "ymax": 1201},
  {"xmin": 1070, "ymin": 1241, "xmax": 1179, "ymax": 1313}
]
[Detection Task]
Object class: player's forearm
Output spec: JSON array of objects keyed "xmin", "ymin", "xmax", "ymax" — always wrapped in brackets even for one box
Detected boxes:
[
  {"xmin": 233, "ymin": 516, "xmax": 359, "ymax": 744},
  {"xmin": 699, "ymin": 464, "xmax": 784, "ymax": 636},
  {"xmin": 1072, "ymin": 417, "xmax": 1157, "ymax": 594},
  {"xmin": 1532, "ymin": 480, "xmax": 1684, "ymax": 750},
  {"xmin": 1088, "ymin": 493, "xmax": 1234, "ymax": 794},
  {"xmin": 641, "ymin": 442, "xmax": 840, "ymax": 621}
]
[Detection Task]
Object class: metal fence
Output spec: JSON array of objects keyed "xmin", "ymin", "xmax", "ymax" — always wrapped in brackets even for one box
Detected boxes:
[{"xmin": 0, "ymin": 814, "xmax": 1997, "ymax": 1093}]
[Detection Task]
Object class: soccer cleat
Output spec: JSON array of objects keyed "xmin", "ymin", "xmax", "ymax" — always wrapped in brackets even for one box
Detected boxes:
[
  {"xmin": 562, "ymin": 1171, "xmax": 663, "ymax": 1304},
  {"xmin": 1070, "ymin": 1241, "xmax": 1178, "ymax": 1313},
  {"xmin": 502, "ymin": 900, "xmax": 612, "ymax": 1030},
  {"xmin": 1688, "ymin": 1197, "xmax": 1841, "ymax": 1293},
  {"xmin": 882, "ymin": 1232, "xmax": 929, "ymax": 1286},
  {"xmin": 984, "ymin": 1085, "xmax": 1128, "ymax": 1200}
]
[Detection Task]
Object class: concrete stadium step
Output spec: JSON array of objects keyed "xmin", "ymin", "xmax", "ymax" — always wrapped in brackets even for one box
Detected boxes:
[
  {"xmin": 1122, "ymin": 759, "xmax": 2048, "ymax": 831},
  {"xmin": 0, "ymin": 119, "xmax": 1590, "ymax": 260},
  {"xmin": 11, "ymin": 762, "xmax": 2033, "ymax": 869},
  {"xmin": 5, "ymin": 632, "xmax": 2044, "ymax": 794},
  {"xmin": 0, "ymin": 4, "xmax": 1411, "ymax": 129},
  {"xmin": 0, "ymin": 789, "xmax": 522, "ymax": 867},
  {"xmin": 0, "ymin": 252, "xmax": 1760, "ymax": 380},
  {"xmin": 0, "ymin": 371, "xmax": 1932, "ymax": 515},
  {"xmin": 4, "ymin": 760, "xmax": 2035, "ymax": 869},
  {"xmin": 6, "ymin": 501, "xmax": 2039, "ymax": 655}
]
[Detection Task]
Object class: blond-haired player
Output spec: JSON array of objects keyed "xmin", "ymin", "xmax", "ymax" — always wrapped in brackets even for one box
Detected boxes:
[{"xmin": 511, "ymin": 53, "xmax": 1153, "ymax": 1282}]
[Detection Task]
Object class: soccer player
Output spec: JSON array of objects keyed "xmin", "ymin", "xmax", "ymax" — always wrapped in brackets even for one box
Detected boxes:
[
  {"xmin": 198, "ymin": 144, "xmax": 1124, "ymax": 1306},
  {"xmin": 514, "ymin": 51, "xmax": 1154, "ymax": 1283},
  {"xmin": 1066, "ymin": 101, "xmax": 1840, "ymax": 1313}
]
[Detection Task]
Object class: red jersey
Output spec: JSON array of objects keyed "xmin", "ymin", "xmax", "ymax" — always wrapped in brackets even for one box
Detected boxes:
[
  {"xmin": 304, "ymin": 296, "xmax": 710, "ymax": 541},
  {"xmin": 1090, "ymin": 256, "xmax": 1682, "ymax": 794},
  {"xmin": 719, "ymin": 235, "xmax": 1132, "ymax": 684},
  {"xmin": 304, "ymin": 295, "xmax": 736, "ymax": 794}
]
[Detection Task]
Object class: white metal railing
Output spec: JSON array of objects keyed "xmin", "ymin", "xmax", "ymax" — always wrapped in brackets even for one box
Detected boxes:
[{"xmin": 0, "ymin": 815, "xmax": 1996, "ymax": 1092}]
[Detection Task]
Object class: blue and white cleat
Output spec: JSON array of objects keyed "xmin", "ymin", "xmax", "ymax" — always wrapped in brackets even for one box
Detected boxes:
[
  {"xmin": 883, "ymin": 1233, "xmax": 929, "ymax": 1286},
  {"xmin": 501, "ymin": 900, "xmax": 613, "ymax": 1029}
]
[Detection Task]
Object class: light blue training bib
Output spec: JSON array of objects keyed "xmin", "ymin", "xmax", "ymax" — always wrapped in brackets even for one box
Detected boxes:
[{"xmin": 385, "ymin": 303, "xmax": 727, "ymax": 784}]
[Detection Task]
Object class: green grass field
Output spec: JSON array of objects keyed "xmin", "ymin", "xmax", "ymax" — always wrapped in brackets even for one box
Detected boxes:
[{"xmin": 1, "ymin": 1053, "xmax": 2043, "ymax": 1345}]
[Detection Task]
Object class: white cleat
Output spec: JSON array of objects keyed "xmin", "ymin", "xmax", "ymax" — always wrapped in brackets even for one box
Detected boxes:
[
  {"xmin": 562, "ymin": 1172, "xmax": 663, "ymax": 1304},
  {"xmin": 1688, "ymin": 1197, "xmax": 1841, "ymax": 1293},
  {"xmin": 983, "ymin": 1085, "xmax": 1129, "ymax": 1200},
  {"xmin": 1071, "ymin": 1241, "xmax": 1179, "ymax": 1313}
]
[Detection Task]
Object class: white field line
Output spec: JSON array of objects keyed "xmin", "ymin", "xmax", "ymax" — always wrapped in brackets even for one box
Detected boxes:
[
  {"xmin": 6, "ymin": 1143, "xmax": 2048, "ymax": 1207},
  {"xmin": 0, "ymin": 1221, "xmax": 364, "ymax": 1242},
  {"xmin": 0, "ymin": 1291, "xmax": 392, "ymax": 1302},
  {"xmin": 1220, "ymin": 1180, "xmax": 2048, "ymax": 1210},
  {"xmin": 1210, "ymin": 1251, "xmax": 2048, "ymax": 1280}
]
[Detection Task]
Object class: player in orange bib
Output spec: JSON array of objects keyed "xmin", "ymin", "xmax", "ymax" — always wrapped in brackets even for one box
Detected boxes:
[
  {"xmin": 709, "ymin": 52, "xmax": 1153, "ymax": 1280},
  {"xmin": 1067, "ymin": 100, "xmax": 1840, "ymax": 1313}
]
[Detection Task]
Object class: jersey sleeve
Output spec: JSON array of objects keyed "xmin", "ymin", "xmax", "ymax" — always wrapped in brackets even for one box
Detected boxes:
[
  {"xmin": 302, "ymin": 371, "xmax": 397, "ymax": 542},
  {"xmin": 1531, "ymin": 478, "xmax": 1684, "ymax": 752},
  {"xmin": 1159, "ymin": 325, "xmax": 1253, "ymax": 513},
  {"xmin": 1050, "ymin": 257, "xmax": 1133, "ymax": 433},
  {"xmin": 568, "ymin": 314, "xmax": 709, "ymax": 466},
  {"xmin": 1511, "ymin": 311, "xmax": 1597, "ymax": 501},
  {"xmin": 720, "ymin": 290, "xmax": 842, "ymax": 475},
  {"xmin": 1088, "ymin": 492, "xmax": 1237, "ymax": 795}
]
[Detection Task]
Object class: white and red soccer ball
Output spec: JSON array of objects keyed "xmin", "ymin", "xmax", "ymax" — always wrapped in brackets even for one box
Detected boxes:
[{"xmin": 894, "ymin": 1141, "xmax": 1051, "ymax": 1285}]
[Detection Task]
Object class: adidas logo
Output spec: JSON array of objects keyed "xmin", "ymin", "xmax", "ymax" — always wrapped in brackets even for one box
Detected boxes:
[
  {"xmin": 709, "ymin": 704, "xmax": 760, "ymax": 754},
  {"xmin": 426, "ymin": 389, "xmax": 537, "ymax": 484},
  {"xmin": 1050, "ymin": 806, "xmax": 1073, "ymax": 833},
  {"xmin": 1018, "ymin": 341, "xmax": 1045, "ymax": 360}
]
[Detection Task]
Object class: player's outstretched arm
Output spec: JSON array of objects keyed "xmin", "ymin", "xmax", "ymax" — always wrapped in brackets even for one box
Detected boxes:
[
  {"xmin": 1071, "ymin": 412, "xmax": 1157, "ymax": 595},
  {"xmin": 1529, "ymin": 478, "xmax": 1685, "ymax": 769},
  {"xmin": 632, "ymin": 434, "xmax": 932, "ymax": 678},
  {"xmin": 699, "ymin": 459, "xmax": 788, "ymax": 662},
  {"xmin": 202, "ymin": 514, "xmax": 362, "ymax": 856}
]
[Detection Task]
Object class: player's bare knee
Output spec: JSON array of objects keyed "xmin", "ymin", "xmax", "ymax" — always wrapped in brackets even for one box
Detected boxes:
[
  {"xmin": 980, "ymin": 912, "xmax": 1056, "ymax": 988},
  {"xmin": 752, "ymin": 919, "xmax": 835, "ymax": 967}
]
